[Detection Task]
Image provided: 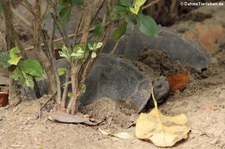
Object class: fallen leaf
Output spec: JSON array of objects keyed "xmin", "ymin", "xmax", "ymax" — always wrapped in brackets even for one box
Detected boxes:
[
  {"xmin": 48, "ymin": 111, "xmax": 100, "ymax": 126},
  {"xmin": 135, "ymin": 85, "xmax": 191, "ymax": 147},
  {"xmin": 168, "ymin": 73, "xmax": 190, "ymax": 93},
  {"xmin": 136, "ymin": 108, "xmax": 191, "ymax": 147},
  {"xmin": 99, "ymin": 129, "xmax": 133, "ymax": 140}
]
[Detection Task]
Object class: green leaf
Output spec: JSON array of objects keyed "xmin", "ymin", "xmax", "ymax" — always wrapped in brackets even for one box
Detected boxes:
[
  {"xmin": 8, "ymin": 47, "xmax": 22, "ymax": 65},
  {"xmin": 110, "ymin": 6, "xmax": 129, "ymax": 21},
  {"xmin": 58, "ymin": 67, "xmax": 67, "ymax": 76},
  {"xmin": 71, "ymin": 0, "xmax": 84, "ymax": 6},
  {"xmin": 0, "ymin": 51, "xmax": 10, "ymax": 68},
  {"xmin": 71, "ymin": 44, "xmax": 86, "ymax": 60},
  {"xmin": 95, "ymin": 42, "xmax": 103, "ymax": 50},
  {"xmin": 11, "ymin": 67, "xmax": 24, "ymax": 81},
  {"xmin": 112, "ymin": 22, "xmax": 127, "ymax": 41},
  {"xmin": 88, "ymin": 41, "xmax": 102, "ymax": 52},
  {"xmin": 71, "ymin": 49, "xmax": 85, "ymax": 59},
  {"xmin": 125, "ymin": 16, "xmax": 135, "ymax": 30},
  {"xmin": 58, "ymin": 51, "xmax": 68, "ymax": 59},
  {"xmin": 59, "ymin": 5, "xmax": 72, "ymax": 26},
  {"xmin": 93, "ymin": 23, "xmax": 103, "ymax": 38},
  {"xmin": 91, "ymin": 52, "xmax": 97, "ymax": 58},
  {"xmin": 129, "ymin": 7, "xmax": 138, "ymax": 15},
  {"xmin": 8, "ymin": 56, "xmax": 22, "ymax": 65},
  {"xmin": 59, "ymin": 45, "xmax": 71, "ymax": 60},
  {"xmin": 119, "ymin": 0, "xmax": 132, "ymax": 7},
  {"xmin": 87, "ymin": 42, "xmax": 94, "ymax": 50},
  {"xmin": 21, "ymin": 59, "xmax": 45, "ymax": 78},
  {"xmin": 134, "ymin": 0, "xmax": 146, "ymax": 7},
  {"xmin": 137, "ymin": 13, "xmax": 157, "ymax": 37},
  {"xmin": 9, "ymin": 47, "xmax": 20, "ymax": 59},
  {"xmin": 130, "ymin": 0, "xmax": 146, "ymax": 15},
  {"xmin": 25, "ymin": 75, "xmax": 34, "ymax": 89}
]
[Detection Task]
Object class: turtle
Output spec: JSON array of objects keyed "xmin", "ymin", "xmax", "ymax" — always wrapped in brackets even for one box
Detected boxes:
[
  {"xmin": 56, "ymin": 54, "xmax": 170, "ymax": 112},
  {"xmin": 103, "ymin": 27, "xmax": 210, "ymax": 71}
]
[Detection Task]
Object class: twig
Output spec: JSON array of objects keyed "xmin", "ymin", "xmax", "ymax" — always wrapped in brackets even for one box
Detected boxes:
[
  {"xmin": 73, "ymin": 10, "xmax": 84, "ymax": 45},
  {"xmin": 40, "ymin": 93, "xmax": 56, "ymax": 110},
  {"xmin": 142, "ymin": 0, "xmax": 160, "ymax": 10},
  {"xmin": 110, "ymin": 39, "xmax": 120, "ymax": 54},
  {"xmin": 90, "ymin": 0, "xmax": 105, "ymax": 26},
  {"xmin": 42, "ymin": 0, "xmax": 51, "ymax": 18},
  {"xmin": 61, "ymin": 68, "xmax": 71, "ymax": 108},
  {"xmin": 21, "ymin": 0, "xmax": 35, "ymax": 16},
  {"xmin": 47, "ymin": 2, "xmax": 62, "ymax": 105},
  {"xmin": 12, "ymin": 8, "xmax": 33, "ymax": 29},
  {"xmin": 80, "ymin": 0, "xmax": 113, "ymax": 85},
  {"xmin": 24, "ymin": 21, "xmax": 113, "ymax": 51},
  {"xmin": 38, "ymin": 92, "xmax": 56, "ymax": 119},
  {"xmin": 51, "ymin": 0, "xmax": 70, "ymax": 47},
  {"xmin": 11, "ymin": 106, "xmax": 19, "ymax": 115}
]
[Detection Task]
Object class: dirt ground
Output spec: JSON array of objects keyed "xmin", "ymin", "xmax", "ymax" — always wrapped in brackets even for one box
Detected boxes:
[{"xmin": 1, "ymin": 3, "xmax": 225, "ymax": 149}]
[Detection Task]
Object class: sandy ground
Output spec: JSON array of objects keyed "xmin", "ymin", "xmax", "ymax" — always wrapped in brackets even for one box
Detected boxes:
[{"xmin": 1, "ymin": 4, "xmax": 225, "ymax": 149}]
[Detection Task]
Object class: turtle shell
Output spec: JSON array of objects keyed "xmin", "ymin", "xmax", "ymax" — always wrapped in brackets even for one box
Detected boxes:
[
  {"xmin": 80, "ymin": 54, "xmax": 152, "ymax": 110},
  {"xmin": 56, "ymin": 54, "xmax": 169, "ymax": 112},
  {"xmin": 103, "ymin": 27, "xmax": 210, "ymax": 71}
]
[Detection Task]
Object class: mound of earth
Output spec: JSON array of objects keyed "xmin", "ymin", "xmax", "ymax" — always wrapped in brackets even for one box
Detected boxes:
[{"xmin": 80, "ymin": 97, "xmax": 138, "ymax": 131}]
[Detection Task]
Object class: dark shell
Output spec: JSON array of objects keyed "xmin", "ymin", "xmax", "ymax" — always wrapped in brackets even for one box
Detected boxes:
[
  {"xmin": 56, "ymin": 54, "xmax": 151, "ymax": 111},
  {"xmin": 103, "ymin": 27, "xmax": 210, "ymax": 71},
  {"xmin": 56, "ymin": 54, "xmax": 169, "ymax": 112}
]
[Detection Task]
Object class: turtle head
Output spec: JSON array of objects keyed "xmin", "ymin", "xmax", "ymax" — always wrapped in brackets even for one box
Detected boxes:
[
  {"xmin": 152, "ymin": 76, "xmax": 170, "ymax": 104},
  {"xmin": 141, "ymin": 76, "xmax": 170, "ymax": 112}
]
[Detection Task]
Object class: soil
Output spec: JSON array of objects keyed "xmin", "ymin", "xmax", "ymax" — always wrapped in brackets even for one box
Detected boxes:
[{"xmin": 1, "ymin": 3, "xmax": 225, "ymax": 149}]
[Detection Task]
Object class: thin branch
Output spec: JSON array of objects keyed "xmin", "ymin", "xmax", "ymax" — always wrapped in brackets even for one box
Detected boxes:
[
  {"xmin": 47, "ymin": 2, "xmax": 62, "ymax": 105},
  {"xmin": 90, "ymin": 0, "xmax": 105, "ymax": 26},
  {"xmin": 80, "ymin": 0, "xmax": 114, "ymax": 85},
  {"xmin": 24, "ymin": 21, "xmax": 113, "ymax": 51},
  {"xmin": 49, "ymin": 0, "xmax": 70, "ymax": 47},
  {"xmin": 142, "ymin": 0, "xmax": 160, "ymax": 10},
  {"xmin": 61, "ymin": 68, "xmax": 71, "ymax": 108},
  {"xmin": 12, "ymin": 8, "xmax": 33, "ymax": 30},
  {"xmin": 110, "ymin": 40, "xmax": 120, "ymax": 54},
  {"xmin": 40, "ymin": 92, "xmax": 56, "ymax": 110},
  {"xmin": 42, "ymin": 0, "xmax": 51, "ymax": 18},
  {"xmin": 73, "ymin": 11, "xmax": 84, "ymax": 45},
  {"xmin": 21, "ymin": 0, "xmax": 35, "ymax": 16}
]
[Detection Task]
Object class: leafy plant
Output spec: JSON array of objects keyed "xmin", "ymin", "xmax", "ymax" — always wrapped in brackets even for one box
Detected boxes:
[
  {"xmin": 59, "ymin": 41, "xmax": 103, "ymax": 62},
  {"xmin": 58, "ymin": 41, "xmax": 102, "ymax": 95},
  {"xmin": 1, "ymin": 47, "xmax": 45, "ymax": 89},
  {"xmin": 0, "ymin": 50, "xmax": 10, "ymax": 68},
  {"xmin": 111, "ymin": 0, "xmax": 157, "ymax": 41}
]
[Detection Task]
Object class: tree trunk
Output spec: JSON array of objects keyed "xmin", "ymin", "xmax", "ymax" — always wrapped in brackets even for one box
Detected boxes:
[
  {"xmin": 1, "ymin": 0, "xmax": 19, "ymax": 102},
  {"xmin": 33, "ymin": 0, "xmax": 58, "ymax": 102}
]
